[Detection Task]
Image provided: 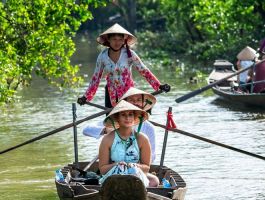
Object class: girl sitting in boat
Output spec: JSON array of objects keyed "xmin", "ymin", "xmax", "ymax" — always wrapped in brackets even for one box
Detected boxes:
[
  {"xmin": 83, "ymin": 87, "xmax": 157, "ymax": 162},
  {"xmin": 98, "ymin": 100, "xmax": 159, "ymax": 187}
]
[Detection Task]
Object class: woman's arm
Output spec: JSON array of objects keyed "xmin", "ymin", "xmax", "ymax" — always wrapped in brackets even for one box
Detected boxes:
[
  {"xmin": 98, "ymin": 132, "xmax": 116, "ymax": 174},
  {"xmin": 137, "ymin": 133, "xmax": 151, "ymax": 173},
  {"xmin": 130, "ymin": 50, "xmax": 161, "ymax": 90},
  {"xmin": 84, "ymin": 53, "xmax": 105, "ymax": 101},
  {"xmin": 247, "ymin": 68, "xmax": 253, "ymax": 81},
  {"xmin": 236, "ymin": 60, "xmax": 241, "ymax": 83}
]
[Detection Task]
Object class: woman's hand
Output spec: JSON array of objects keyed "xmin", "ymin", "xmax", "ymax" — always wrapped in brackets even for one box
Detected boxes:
[
  {"xmin": 77, "ymin": 96, "xmax": 87, "ymax": 105},
  {"xmin": 159, "ymin": 83, "xmax": 171, "ymax": 93}
]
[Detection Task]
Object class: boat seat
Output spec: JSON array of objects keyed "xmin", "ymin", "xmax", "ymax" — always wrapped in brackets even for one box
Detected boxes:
[
  {"xmin": 147, "ymin": 192, "xmax": 171, "ymax": 200},
  {"xmin": 100, "ymin": 174, "xmax": 147, "ymax": 200},
  {"xmin": 73, "ymin": 183, "xmax": 99, "ymax": 200},
  {"xmin": 55, "ymin": 180, "xmax": 99, "ymax": 200}
]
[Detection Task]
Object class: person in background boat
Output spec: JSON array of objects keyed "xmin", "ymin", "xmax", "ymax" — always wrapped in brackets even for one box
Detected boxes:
[
  {"xmin": 236, "ymin": 46, "xmax": 257, "ymax": 92},
  {"xmin": 83, "ymin": 87, "xmax": 157, "ymax": 162},
  {"xmin": 98, "ymin": 100, "xmax": 159, "ymax": 187},
  {"xmin": 257, "ymin": 38, "xmax": 265, "ymax": 60},
  {"xmin": 76, "ymin": 23, "xmax": 170, "ymax": 108},
  {"xmin": 253, "ymin": 38, "xmax": 265, "ymax": 93}
]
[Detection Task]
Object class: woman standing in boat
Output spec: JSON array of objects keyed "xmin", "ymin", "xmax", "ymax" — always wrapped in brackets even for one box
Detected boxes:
[
  {"xmin": 98, "ymin": 100, "xmax": 159, "ymax": 187},
  {"xmin": 77, "ymin": 23, "xmax": 170, "ymax": 108}
]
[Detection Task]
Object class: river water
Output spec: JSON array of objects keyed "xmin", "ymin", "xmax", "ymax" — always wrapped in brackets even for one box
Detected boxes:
[{"xmin": 0, "ymin": 36, "xmax": 265, "ymax": 200}]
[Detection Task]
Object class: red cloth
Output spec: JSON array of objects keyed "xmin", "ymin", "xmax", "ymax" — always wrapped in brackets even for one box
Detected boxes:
[
  {"xmin": 253, "ymin": 60, "xmax": 265, "ymax": 93},
  {"xmin": 166, "ymin": 111, "xmax": 177, "ymax": 129}
]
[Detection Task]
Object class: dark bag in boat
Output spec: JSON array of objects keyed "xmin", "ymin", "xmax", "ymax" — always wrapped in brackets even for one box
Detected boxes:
[{"xmin": 72, "ymin": 171, "xmax": 100, "ymax": 185}]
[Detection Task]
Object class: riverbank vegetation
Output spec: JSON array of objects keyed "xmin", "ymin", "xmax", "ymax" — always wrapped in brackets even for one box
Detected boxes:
[
  {"xmin": 1, "ymin": 0, "xmax": 264, "ymax": 103},
  {"xmin": 136, "ymin": 0, "xmax": 265, "ymax": 63},
  {"xmin": 0, "ymin": 0, "xmax": 106, "ymax": 103}
]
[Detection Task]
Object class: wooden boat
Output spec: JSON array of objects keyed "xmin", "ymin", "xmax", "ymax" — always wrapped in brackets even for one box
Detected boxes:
[
  {"xmin": 55, "ymin": 161, "xmax": 187, "ymax": 200},
  {"xmin": 208, "ymin": 60, "xmax": 265, "ymax": 107},
  {"xmin": 208, "ymin": 60, "xmax": 237, "ymax": 86}
]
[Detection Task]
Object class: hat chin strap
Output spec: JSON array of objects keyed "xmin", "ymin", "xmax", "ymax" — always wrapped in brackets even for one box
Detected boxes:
[{"xmin": 136, "ymin": 115, "xmax": 144, "ymax": 137}]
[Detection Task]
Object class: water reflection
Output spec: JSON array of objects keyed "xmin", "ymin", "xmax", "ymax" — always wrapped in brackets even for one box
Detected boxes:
[{"xmin": 211, "ymin": 98, "xmax": 265, "ymax": 114}]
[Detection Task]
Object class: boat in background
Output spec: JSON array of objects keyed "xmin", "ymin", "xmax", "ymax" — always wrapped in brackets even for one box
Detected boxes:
[
  {"xmin": 55, "ymin": 161, "xmax": 187, "ymax": 200},
  {"xmin": 208, "ymin": 60, "xmax": 265, "ymax": 107}
]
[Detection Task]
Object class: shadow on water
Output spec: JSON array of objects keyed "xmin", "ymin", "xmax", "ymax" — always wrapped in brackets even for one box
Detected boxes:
[{"xmin": 211, "ymin": 98, "xmax": 265, "ymax": 114}]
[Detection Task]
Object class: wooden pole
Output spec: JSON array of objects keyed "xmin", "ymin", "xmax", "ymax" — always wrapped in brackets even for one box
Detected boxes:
[
  {"xmin": 159, "ymin": 107, "xmax": 171, "ymax": 168},
  {"xmin": 72, "ymin": 103, "xmax": 78, "ymax": 165}
]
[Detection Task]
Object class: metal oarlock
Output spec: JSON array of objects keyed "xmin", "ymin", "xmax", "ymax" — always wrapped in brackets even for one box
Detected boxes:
[{"xmin": 72, "ymin": 103, "xmax": 78, "ymax": 165}]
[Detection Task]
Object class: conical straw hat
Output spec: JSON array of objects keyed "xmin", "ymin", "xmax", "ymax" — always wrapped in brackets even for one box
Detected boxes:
[
  {"xmin": 237, "ymin": 46, "xmax": 257, "ymax": 60},
  {"xmin": 119, "ymin": 87, "xmax": 156, "ymax": 111},
  {"xmin": 103, "ymin": 100, "xmax": 149, "ymax": 128},
  {"xmin": 96, "ymin": 23, "xmax": 137, "ymax": 46}
]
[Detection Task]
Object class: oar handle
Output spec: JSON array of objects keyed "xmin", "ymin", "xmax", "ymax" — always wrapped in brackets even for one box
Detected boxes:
[
  {"xmin": 83, "ymin": 155, "xmax": 99, "ymax": 171},
  {"xmin": 73, "ymin": 155, "xmax": 99, "ymax": 174},
  {"xmin": 151, "ymin": 89, "xmax": 163, "ymax": 96},
  {"xmin": 86, "ymin": 102, "xmax": 108, "ymax": 110}
]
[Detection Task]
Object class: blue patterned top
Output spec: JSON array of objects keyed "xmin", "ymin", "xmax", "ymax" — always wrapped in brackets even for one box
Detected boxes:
[{"xmin": 110, "ymin": 131, "xmax": 140, "ymax": 163}]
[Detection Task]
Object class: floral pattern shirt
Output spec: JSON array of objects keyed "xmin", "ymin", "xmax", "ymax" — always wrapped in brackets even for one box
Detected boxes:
[{"xmin": 84, "ymin": 47, "xmax": 161, "ymax": 106}]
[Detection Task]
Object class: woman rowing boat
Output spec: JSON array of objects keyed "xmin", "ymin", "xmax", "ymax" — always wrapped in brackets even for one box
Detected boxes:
[{"xmin": 77, "ymin": 23, "xmax": 170, "ymax": 108}]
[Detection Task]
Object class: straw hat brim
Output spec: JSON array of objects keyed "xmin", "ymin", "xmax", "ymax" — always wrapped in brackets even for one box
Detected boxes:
[
  {"xmin": 119, "ymin": 87, "xmax": 156, "ymax": 111},
  {"xmin": 237, "ymin": 46, "xmax": 257, "ymax": 60},
  {"xmin": 96, "ymin": 23, "xmax": 137, "ymax": 46},
  {"xmin": 103, "ymin": 100, "xmax": 148, "ymax": 129}
]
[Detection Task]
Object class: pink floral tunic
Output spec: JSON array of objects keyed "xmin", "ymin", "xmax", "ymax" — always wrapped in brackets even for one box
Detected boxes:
[{"xmin": 84, "ymin": 47, "xmax": 161, "ymax": 106}]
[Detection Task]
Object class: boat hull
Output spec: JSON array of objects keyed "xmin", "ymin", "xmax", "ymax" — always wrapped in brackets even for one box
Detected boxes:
[
  {"xmin": 212, "ymin": 86, "xmax": 265, "ymax": 107},
  {"xmin": 55, "ymin": 161, "xmax": 186, "ymax": 200},
  {"xmin": 208, "ymin": 60, "xmax": 265, "ymax": 108}
]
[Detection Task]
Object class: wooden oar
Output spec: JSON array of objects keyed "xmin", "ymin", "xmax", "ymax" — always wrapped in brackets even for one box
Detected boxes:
[
  {"xmin": 73, "ymin": 155, "xmax": 99, "ymax": 175},
  {"xmin": 175, "ymin": 63, "xmax": 255, "ymax": 103},
  {"xmin": 149, "ymin": 120, "xmax": 265, "ymax": 161},
  {"xmin": 81, "ymin": 101, "xmax": 265, "ymax": 161},
  {"xmin": 85, "ymin": 89, "xmax": 164, "ymax": 109},
  {"xmin": 0, "ymin": 108, "xmax": 112, "ymax": 155},
  {"xmin": 83, "ymin": 155, "xmax": 99, "ymax": 171}
]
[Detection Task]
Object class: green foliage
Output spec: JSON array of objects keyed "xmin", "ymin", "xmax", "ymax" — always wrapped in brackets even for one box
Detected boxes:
[
  {"xmin": 137, "ymin": 0, "xmax": 265, "ymax": 64},
  {"xmin": 0, "ymin": 0, "xmax": 106, "ymax": 103},
  {"xmin": 137, "ymin": 30, "xmax": 186, "ymax": 56}
]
